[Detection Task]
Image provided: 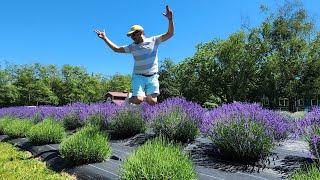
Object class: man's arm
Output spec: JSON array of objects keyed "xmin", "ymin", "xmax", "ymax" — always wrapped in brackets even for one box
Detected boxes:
[
  {"xmin": 160, "ymin": 5, "xmax": 174, "ymax": 42},
  {"xmin": 94, "ymin": 30, "xmax": 126, "ymax": 53}
]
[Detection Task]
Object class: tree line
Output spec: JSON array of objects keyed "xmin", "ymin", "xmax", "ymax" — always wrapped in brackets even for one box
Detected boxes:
[
  {"xmin": 158, "ymin": 2, "xmax": 320, "ymax": 111},
  {"xmin": 1, "ymin": 2, "xmax": 319, "ymax": 110},
  {"xmin": 0, "ymin": 63, "xmax": 131, "ymax": 107}
]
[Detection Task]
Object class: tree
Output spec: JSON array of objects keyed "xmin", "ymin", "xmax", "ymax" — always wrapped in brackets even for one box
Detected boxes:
[
  {"xmin": 0, "ymin": 68, "xmax": 19, "ymax": 107},
  {"xmin": 158, "ymin": 59, "xmax": 181, "ymax": 102},
  {"xmin": 257, "ymin": 2, "xmax": 313, "ymax": 110},
  {"xmin": 103, "ymin": 73, "xmax": 131, "ymax": 93},
  {"xmin": 175, "ymin": 40, "xmax": 224, "ymax": 105},
  {"xmin": 9, "ymin": 64, "xmax": 59, "ymax": 106},
  {"xmin": 302, "ymin": 33, "xmax": 320, "ymax": 100}
]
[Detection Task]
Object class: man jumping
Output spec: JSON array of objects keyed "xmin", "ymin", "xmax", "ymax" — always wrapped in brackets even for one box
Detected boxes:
[{"xmin": 95, "ymin": 5, "xmax": 174, "ymax": 105}]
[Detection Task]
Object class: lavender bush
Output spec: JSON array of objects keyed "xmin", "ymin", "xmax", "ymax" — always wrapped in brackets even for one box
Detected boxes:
[
  {"xmin": 107, "ymin": 106, "xmax": 146, "ymax": 139},
  {"xmin": 204, "ymin": 102, "xmax": 289, "ymax": 162},
  {"xmin": 86, "ymin": 111, "xmax": 107, "ymax": 130},
  {"xmin": 278, "ymin": 111, "xmax": 308, "ymax": 140},
  {"xmin": 62, "ymin": 110, "xmax": 84, "ymax": 130},
  {"xmin": 27, "ymin": 118, "xmax": 66, "ymax": 145},
  {"xmin": 142, "ymin": 97, "xmax": 206, "ymax": 143},
  {"xmin": 211, "ymin": 118, "xmax": 273, "ymax": 162},
  {"xmin": 152, "ymin": 107, "xmax": 199, "ymax": 143},
  {"xmin": 203, "ymin": 102, "xmax": 288, "ymax": 140},
  {"xmin": 297, "ymin": 107, "xmax": 320, "ymax": 160},
  {"xmin": 0, "ymin": 102, "xmax": 121, "ymax": 126},
  {"xmin": 60, "ymin": 125, "xmax": 112, "ymax": 166},
  {"xmin": 0, "ymin": 117, "xmax": 12, "ymax": 135},
  {"xmin": 121, "ymin": 137, "xmax": 197, "ymax": 180},
  {"xmin": 3, "ymin": 118, "xmax": 34, "ymax": 138},
  {"xmin": 0, "ymin": 106, "xmax": 39, "ymax": 120}
]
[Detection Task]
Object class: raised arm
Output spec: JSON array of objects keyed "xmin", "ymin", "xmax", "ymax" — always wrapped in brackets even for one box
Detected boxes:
[
  {"xmin": 160, "ymin": 5, "xmax": 174, "ymax": 42},
  {"xmin": 95, "ymin": 29, "xmax": 125, "ymax": 53}
]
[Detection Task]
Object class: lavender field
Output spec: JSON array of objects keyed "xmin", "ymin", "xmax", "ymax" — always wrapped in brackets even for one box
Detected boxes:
[{"xmin": 1, "ymin": 97, "xmax": 319, "ymax": 179}]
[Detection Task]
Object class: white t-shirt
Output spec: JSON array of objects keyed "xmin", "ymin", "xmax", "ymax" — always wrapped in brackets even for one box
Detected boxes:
[{"xmin": 123, "ymin": 35, "xmax": 162, "ymax": 75}]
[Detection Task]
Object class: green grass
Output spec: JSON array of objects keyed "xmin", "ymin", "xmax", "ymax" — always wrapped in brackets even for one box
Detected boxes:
[
  {"xmin": 0, "ymin": 142, "xmax": 75, "ymax": 180},
  {"xmin": 290, "ymin": 163, "xmax": 320, "ymax": 179},
  {"xmin": 120, "ymin": 137, "xmax": 197, "ymax": 180}
]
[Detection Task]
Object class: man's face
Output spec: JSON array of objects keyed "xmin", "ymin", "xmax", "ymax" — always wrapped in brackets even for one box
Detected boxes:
[{"xmin": 130, "ymin": 30, "xmax": 143, "ymax": 43}]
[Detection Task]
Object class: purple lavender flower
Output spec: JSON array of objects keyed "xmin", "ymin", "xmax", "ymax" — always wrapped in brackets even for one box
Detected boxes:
[
  {"xmin": 296, "ymin": 107, "xmax": 320, "ymax": 137},
  {"xmin": 141, "ymin": 97, "xmax": 207, "ymax": 126},
  {"xmin": 312, "ymin": 135, "xmax": 320, "ymax": 145},
  {"xmin": 203, "ymin": 102, "xmax": 289, "ymax": 141},
  {"xmin": 0, "ymin": 102, "xmax": 122, "ymax": 125},
  {"xmin": 297, "ymin": 107, "xmax": 320, "ymax": 159},
  {"xmin": 140, "ymin": 97, "xmax": 207, "ymax": 142}
]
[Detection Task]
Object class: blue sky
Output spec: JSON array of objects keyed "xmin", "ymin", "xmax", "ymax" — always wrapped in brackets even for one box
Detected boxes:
[{"xmin": 0, "ymin": 0, "xmax": 319, "ymax": 77}]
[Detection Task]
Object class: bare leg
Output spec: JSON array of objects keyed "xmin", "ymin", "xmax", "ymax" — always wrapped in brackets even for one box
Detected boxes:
[
  {"xmin": 146, "ymin": 94, "xmax": 158, "ymax": 105},
  {"xmin": 129, "ymin": 96, "xmax": 144, "ymax": 105}
]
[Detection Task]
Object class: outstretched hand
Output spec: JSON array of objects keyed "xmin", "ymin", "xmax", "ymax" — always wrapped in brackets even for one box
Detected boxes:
[
  {"xmin": 94, "ymin": 29, "xmax": 106, "ymax": 39},
  {"xmin": 162, "ymin": 5, "xmax": 173, "ymax": 20}
]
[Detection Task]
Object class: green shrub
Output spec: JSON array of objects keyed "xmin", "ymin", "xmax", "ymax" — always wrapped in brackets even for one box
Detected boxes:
[
  {"xmin": 121, "ymin": 137, "xmax": 197, "ymax": 180},
  {"xmin": 3, "ymin": 119, "xmax": 34, "ymax": 138},
  {"xmin": 86, "ymin": 111, "xmax": 107, "ymax": 130},
  {"xmin": 203, "ymin": 95, "xmax": 222, "ymax": 109},
  {"xmin": 0, "ymin": 117, "xmax": 12, "ymax": 135},
  {"xmin": 152, "ymin": 107, "xmax": 199, "ymax": 143},
  {"xmin": 290, "ymin": 163, "xmax": 320, "ymax": 180},
  {"xmin": 108, "ymin": 107, "xmax": 146, "ymax": 139},
  {"xmin": 60, "ymin": 125, "xmax": 111, "ymax": 166},
  {"xmin": 62, "ymin": 110, "xmax": 84, "ymax": 130},
  {"xmin": 27, "ymin": 118, "xmax": 66, "ymax": 145},
  {"xmin": 209, "ymin": 119, "xmax": 274, "ymax": 163},
  {"xmin": 203, "ymin": 102, "xmax": 218, "ymax": 109}
]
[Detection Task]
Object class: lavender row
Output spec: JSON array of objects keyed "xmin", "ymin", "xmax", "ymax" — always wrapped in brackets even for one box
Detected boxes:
[{"xmin": 1, "ymin": 98, "xmax": 293, "ymax": 138}]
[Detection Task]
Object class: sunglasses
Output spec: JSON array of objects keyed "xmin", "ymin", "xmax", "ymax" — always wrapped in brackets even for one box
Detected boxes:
[{"xmin": 130, "ymin": 30, "xmax": 140, "ymax": 37}]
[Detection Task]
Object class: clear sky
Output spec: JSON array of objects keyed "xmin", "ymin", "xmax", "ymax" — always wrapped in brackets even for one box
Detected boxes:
[{"xmin": 0, "ymin": 0, "xmax": 319, "ymax": 77}]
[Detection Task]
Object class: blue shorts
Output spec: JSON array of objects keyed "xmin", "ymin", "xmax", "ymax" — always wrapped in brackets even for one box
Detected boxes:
[{"xmin": 132, "ymin": 74, "xmax": 160, "ymax": 97}]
